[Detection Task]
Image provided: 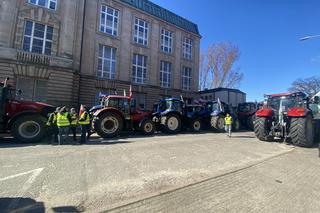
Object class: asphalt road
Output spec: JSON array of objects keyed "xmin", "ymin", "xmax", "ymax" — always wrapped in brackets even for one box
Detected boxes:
[{"xmin": 0, "ymin": 132, "xmax": 319, "ymax": 212}]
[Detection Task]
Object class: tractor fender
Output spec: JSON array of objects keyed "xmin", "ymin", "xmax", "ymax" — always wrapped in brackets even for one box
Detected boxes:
[
  {"xmin": 287, "ymin": 108, "xmax": 311, "ymax": 117},
  {"xmin": 93, "ymin": 107, "xmax": 125, "ymax": 121},
  {"xmin": 138, "ymin": 117, "xmax": 152, "ymax": 128},
  {"xmin": 7, "ymin": 111, "xmax": 46, "ymax": 130},
  {"xmin": 256, "ymin": 108, "xmax": 273, "ymax": 117},
  {"xmin": 160, "ymin": 111, "xmax": 182, "ymax": 125}
]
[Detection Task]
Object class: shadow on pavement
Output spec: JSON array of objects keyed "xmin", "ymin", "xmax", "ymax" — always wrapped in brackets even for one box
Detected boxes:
[{"xmin": 0, "ymin": 197, "xmax": 82, "ymax": 213}]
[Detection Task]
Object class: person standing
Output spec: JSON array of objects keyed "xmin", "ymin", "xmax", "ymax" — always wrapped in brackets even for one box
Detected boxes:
[
  {"xmin": 57, "ymin": 107, "xmax": 71, "ymax": 145},
  {"xmin": 46, "ymin": 107, "xmax": 60, "ymax": 143},
  {"xmin": 224, "ymin": 113, "xmax": 233, "ymax": 138},
  {"xmin": 78, "ymin": 105, "xmax": 91, "ymax": 144},
  {"xmin": 69, "ymin": 108, "xmax": 79, "ymax": 142}
]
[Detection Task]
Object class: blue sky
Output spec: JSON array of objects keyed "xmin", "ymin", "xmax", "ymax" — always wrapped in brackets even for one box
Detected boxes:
[{"xmin": 151, "ymin": 0, "xmax": 320, "ymax": 101}]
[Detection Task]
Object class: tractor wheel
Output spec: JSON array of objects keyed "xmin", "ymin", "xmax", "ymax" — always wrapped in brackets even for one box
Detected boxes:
[
  {"xmin": 233, "ymin": 119, "xmax": 240, "ymax": 131},
  {"xmin": 190, "ymin": 118, "xmax": 202, "ymax": 132},
  {"xmin": 11, "ymin": 115, "xmax": 46, "ymax": 143},
  {"xmin": 211, "ymin": 116, "xmax": 225, "ymax": 131},
  {"xmin": 164, "ymin": 114, "xmax": 181, "ymax": 134},
  {"xmin": 290, "ymin": 114, "xmax": 314, "ymax": 147},
  {"xmin": 93, "ymin": 112, "xmax": 123, "ymax": 138},
  {"xmin": 247, "ymin": 115, "xmax": 255, "ymax": 130},
  {"xmin": 140, "ymin": 119, "xmax": 155, "ymax": 135},
  {"xmin": 254, "ymin": 117, "xmax": 271, "ymax": 141}
]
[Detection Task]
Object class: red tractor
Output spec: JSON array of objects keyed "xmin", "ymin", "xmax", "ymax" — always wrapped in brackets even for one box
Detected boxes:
[
  {"xmin": 237, "ymin": 102, "xmax": 262, "ymax": 130},
  {"xmin": 0, "ymin": 78, "xmax": 55, "ymax": 142},
  {"xmin": 92, "ymin": 94, "xmax": 155, "ymax": 138},
  {"xmin": 254, "ymin": 92, "xmax": 320, "ymax": 147}
]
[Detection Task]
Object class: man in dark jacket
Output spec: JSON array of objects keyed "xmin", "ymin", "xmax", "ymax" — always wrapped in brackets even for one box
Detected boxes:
[{"xmin": 46, "ymin": 107, "xmax": 60, "ymax": 143}]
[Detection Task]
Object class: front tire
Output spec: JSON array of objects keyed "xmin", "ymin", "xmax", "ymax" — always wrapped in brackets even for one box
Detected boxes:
[
  {"xmin": 140, "ymin": 119, "xmax": 155, "ymax": 135},
  {"xmin": 190, "ymin": 118, "xmax": 202, "ymax": 132},
  {"xmin": 247, "ymin": 115, "xmax": 255, "ymax": 130},
  {"xmin": 290, "ymin": 115, "xmax": 314, "ymax": 147},
  {"xmin": 93, "ymin": 112, "xmax": 123, "ymax": 138},
  {"xmin": 11, "ymin": 115, "xmax": 46, "ymax": 143},
  {"xmin": 164, "ymin": 114, "xmax": 181, "ymax": 134},
  {"xmin": 211, "ymin": 116, "xmax": 225, "ymax": 131},
  {"xmin": 254, "ymin": 117, "xmax": 271, "ymax": 141}
]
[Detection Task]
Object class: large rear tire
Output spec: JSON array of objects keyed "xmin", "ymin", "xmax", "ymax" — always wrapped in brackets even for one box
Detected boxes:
[
  {"xmin": 211, "ymin": 115, "xmax": 225, "ymax": 131},
  {"xmin": 254, "ymin": 117, "xmax": 271, "ymax": 141},
  {"xmin": 93, "ymin": 112, "xmax": 123, "ymax": 138},
  {"xmin": 290, "ymin": 115, "xmax": 314, "ymax": 147},
  {"xmin": 11, "ymin": 115, "xmax": 46, "ymax": 143},
  {"xmin": 164, "ymin": 114, "xmax": 181, "ymax": 134}
]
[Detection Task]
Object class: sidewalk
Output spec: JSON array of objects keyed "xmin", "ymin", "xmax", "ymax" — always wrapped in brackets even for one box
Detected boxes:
[{"xmin": 108, "ymin": 148, "xmax": 320, "ymax": 213}]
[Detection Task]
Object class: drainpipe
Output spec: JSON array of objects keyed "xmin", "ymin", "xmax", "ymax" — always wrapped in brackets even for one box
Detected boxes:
[{"xmin": 78, "ymin": 0, "xmax": 87, "ymax": 108}]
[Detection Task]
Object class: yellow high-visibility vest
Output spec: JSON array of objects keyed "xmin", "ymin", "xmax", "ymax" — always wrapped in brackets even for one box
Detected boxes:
[
  {"xmin": 57, "ymin": 112, "xmax": 70, "ymax": 127},
  {"xmin": 70, "ymin": 113, "xmax": 78, "ymax": 126},
  {"xmin": 225, "ymin": 116, "xmax": 233, "ymax": 125},
  {"xmin": 78, "ymin": 111, "xmax": 90, "ymax": 125}
]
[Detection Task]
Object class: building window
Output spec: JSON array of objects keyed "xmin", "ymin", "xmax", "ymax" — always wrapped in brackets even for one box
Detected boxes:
[
  {"xmin": 134, "ymin": 18, "xmax": 149, "ymax": 46},
  {"xmin": 97, "ymin": 44, "xmax": 117, "ymax": 79},
  {"xmin": 100, "ymin": 5, "xmax": 119, "ymax": 36},
  {"xmin": 132, "ymin": 93, "xmax": 146, "ymax": 110},
  {"xmin": 28, "ymin": 0, "xmax": 57, "ymax": 10},
  {"xmin": 182, "ymin": 67, "xmax": 192, "ymax": 91},
  {"xmin": 160, "ymin": 61, "xmax": 171, "ymax": 88},
  {"xmin": 16, "ymin": 78, "xmax": 48, "ymax": 102},
  {"xmin": 161, "ymin": 29, "xmax": 173, "ymax": 53},
  {"xmin": 23, "ymin": 20, "xmax": 53, "ymax": 55},
  {"xmin": 182, "ymin": 37, "xmax": 193, "ymax": 60},
  {"xmin": 132, "ymin": 54, "xmax": 147, "ymax": 84}
]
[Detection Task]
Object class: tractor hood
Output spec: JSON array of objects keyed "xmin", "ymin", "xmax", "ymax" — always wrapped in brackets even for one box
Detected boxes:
[{"xmin": 7, "ymin": 99, "xmax": 55, "ymax": 116}]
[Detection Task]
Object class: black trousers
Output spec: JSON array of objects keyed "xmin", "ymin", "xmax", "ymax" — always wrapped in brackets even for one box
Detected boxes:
[
  {"xmin": 70, "ymin": 126, "xmax": 77, "ymax": 141},
  {"xmin": 80, "ymin": 125, "xmax": 90, "ymax": 143}
]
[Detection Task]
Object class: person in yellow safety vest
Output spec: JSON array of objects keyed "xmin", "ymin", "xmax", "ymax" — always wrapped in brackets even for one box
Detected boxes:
[
  {"xmin": 224, "ymin": 113, "xmax": 233, "ymax": 138},
  {"xmin": 57, "ymin": 106, "xmax": 71, "ymax": 145},
  {"xmin": 78, "ymin": 105, "xmax": 91, "ymax": 144},
  {"xmin": 46, "ymin": 107, "xmax": 60, "ymax": 143},
  {"xmin": 69, "ymin": 108, "xmax": 79, "ymax": 142}
]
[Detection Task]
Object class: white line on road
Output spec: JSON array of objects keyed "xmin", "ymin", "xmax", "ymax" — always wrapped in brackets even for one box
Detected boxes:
[
  {"xmin": 0, "ymin": 168, "xmax": 44, "ymax": 182},
  {"xmin": 0, "ymin": 168, "xmax": 44, "ymax": 211}
]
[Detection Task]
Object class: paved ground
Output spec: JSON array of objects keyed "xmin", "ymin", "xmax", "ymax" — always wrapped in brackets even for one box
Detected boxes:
[{"xmin": 0, "ymin": 131, "xmax": 319, "ymax": 212}]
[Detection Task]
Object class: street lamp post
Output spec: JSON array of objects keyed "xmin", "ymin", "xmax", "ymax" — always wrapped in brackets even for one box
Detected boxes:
[{"xmin": 300, "ymin": 35, "xmax": 320, "ymax": 41}]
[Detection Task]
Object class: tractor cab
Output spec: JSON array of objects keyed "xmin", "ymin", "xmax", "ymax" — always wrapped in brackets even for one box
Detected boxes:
[
  {"xmin": 265, "ymin": 92, "xmax": 307, "ymax": 114},
  {"xmin": 101, "ymin": 95, "xmax": 131, "ymax": 119},
  {"xmin": 157, "ymin": 98, "xmax": 185, "ymax": 114}
]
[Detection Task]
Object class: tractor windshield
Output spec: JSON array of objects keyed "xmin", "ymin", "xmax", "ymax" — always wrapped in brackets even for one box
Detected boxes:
[
  {"xmin": 159, "ymin": 100, "xmax": 182, "ymax": 112},
  {"xmin": 238, "ymin": 103, "xmax": 251, "ymax": 112},
  {"xmin": 267, "ymin": 96, "xmax": 303, "ymax": 111},
  {"xmin": 206, "ymin": 102, "xmax": 221, "ymax": 112}
]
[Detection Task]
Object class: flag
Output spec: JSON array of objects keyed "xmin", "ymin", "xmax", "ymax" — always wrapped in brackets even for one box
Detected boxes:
[
  {"xmin": 79, "ymin": 104, "xmax": 85, "ymax": 116},
  {"xmin": 129, "ymin": 85, "xmax": 133, "ymax": 99}
]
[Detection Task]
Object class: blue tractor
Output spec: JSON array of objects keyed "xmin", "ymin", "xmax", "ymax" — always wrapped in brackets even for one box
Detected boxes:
[
  {"xmin": 203, "ymin": 100, "xmax": 240, "ymax": 132},
  {"xmin": 152, "ymin": 98, "xmax": 204, "ymax": 134}
]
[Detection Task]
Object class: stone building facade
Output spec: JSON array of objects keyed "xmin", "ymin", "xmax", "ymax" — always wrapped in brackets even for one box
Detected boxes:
[
  {"xmin": 0, "ymin": 0, "xmax": 84, "ymax": 107},
  {"xmin": 0, "ymin": 0, "xmax": 201, "ymax": 110}
]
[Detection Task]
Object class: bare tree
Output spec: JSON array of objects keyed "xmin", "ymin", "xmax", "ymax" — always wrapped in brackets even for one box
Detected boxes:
[
  {"xmin": 199, "ymin": 42, "xmax": 244, "ymax": 90},
  {"xmin": 289, "ymin": 76, "xmax": 320, "ymax": 96}
]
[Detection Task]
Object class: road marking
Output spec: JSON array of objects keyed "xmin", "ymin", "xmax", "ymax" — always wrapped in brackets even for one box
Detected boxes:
[
  {"xmin": 0, "ymin": 168, "xmax": 44, "ymax": 182},
  {"xmin": 0, "ymin": 168, "xmax": 44, "ymax": 211}
]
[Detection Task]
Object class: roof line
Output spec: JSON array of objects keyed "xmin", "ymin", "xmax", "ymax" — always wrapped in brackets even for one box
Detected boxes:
[{"xmin": 119, "ymin": 0, "xmax": 200, "ymax": 35}]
